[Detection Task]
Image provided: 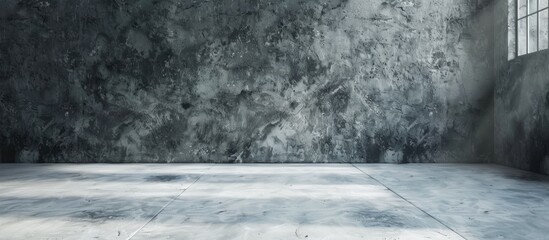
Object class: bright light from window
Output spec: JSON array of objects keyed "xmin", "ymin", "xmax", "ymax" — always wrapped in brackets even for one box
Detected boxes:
[{"xmin": 509, "ymin": 0, "xmax": 549, "ymax": 60}]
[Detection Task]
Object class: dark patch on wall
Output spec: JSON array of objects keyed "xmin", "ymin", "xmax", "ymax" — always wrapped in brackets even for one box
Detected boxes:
[
  {"xmin": 0, "ymin": 146, "xmax": 17, "ymax": 163},
  {"xmin": 402, "ymin": 138, "xmax": 433, "ymax": 164},
  {"xmin": 525, "ymin": 120, "xmax": 549, "ymax": 173}
]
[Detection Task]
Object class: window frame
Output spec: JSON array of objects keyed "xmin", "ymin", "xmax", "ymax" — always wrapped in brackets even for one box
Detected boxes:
[{"xmin": 513, "ymin": 0, "xmax": 549, "ymax": 58}]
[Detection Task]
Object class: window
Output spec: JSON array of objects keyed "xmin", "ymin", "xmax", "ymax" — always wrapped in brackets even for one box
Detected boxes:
[{"xmin": 509, "ymin": 0, "xmax": 549, "ymax": 60}]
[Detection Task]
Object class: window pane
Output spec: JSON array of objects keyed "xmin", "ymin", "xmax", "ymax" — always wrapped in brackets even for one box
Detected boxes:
[
  {"xmin": 541, "ymin": 0, "xmax": 549, "ymax": 9},
  {"xmin": 519, "ymin": 18, "xmax": 528, "ymax": 55},
  {"xmin": 540, "ymin": 10, "xmax": 549, "ymax": 50},
  {"xmin": 529, "ymin": 14, "xmax": 538, "ymax": 53},
  {"xmin": 519, "ymin": 0, "xmax": 528, "ymax": 18},
  {"xmin": 530, "ymin": 0, "xmax": 538, "ymax": 14},
  {"xmin": 510, "ymin": 0, "xmax": 517, "ymax": 60}
]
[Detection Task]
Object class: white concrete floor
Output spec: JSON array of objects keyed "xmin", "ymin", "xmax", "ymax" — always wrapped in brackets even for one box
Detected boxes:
[{"xmin": 0, "ymin": 164, "xmax": 548, "ymax": 240}]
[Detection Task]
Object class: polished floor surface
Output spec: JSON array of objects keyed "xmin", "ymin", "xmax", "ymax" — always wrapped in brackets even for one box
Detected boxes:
[{"xmin": 0, "ymin": 164, "xmax": 548, "ymax": 240}]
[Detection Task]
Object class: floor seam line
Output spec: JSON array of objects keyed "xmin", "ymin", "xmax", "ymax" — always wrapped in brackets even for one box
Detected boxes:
[
  {"xmin": 126, "ymin": 164, "xmax": 215, "ymax": 240},
  {"xmin": 349, "ymin": 163, "xmax": 469, "ymax": 240}
]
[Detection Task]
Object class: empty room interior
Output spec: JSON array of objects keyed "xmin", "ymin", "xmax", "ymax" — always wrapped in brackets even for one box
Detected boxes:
[{"xmin": 1, "ymin": 0, "xmax": 549, "ymax": 239}]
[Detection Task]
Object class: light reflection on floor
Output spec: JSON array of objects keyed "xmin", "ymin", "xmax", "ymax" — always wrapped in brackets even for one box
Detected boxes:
[{"xmin": 0, "ymin": 164, "xmax": 548, "ymax": 240}]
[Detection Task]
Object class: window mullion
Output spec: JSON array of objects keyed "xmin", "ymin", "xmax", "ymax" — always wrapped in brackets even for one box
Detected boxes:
[
  {"xmin": 527, "ymin": 4, "xmax": 529, "ymax": 53},
  {"xmin": 513, "ymin": 0, "xmax": 549, "ymax": 58},
  {"xmin": 517, "ymin": 0, "xmax": 520, "ymax": 57},
  {"xmin": 538, "ymin": 0, "xmax": 540, "ymax": 51}
]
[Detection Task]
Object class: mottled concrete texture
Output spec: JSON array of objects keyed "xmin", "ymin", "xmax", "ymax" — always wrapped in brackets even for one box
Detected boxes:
[
  {"xmin": 1, "ymin": 164, "xmax": 549, "ymax": 240},
  {"xmin": 494, "ymin": 0, "xmax": 549, "ymax": 174},
  {"xmin": 0, "ymin": 0, "xmax": 494, "ymax": 163}
]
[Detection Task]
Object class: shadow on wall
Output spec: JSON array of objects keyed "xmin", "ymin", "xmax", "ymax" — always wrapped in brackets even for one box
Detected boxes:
[
  {"xmin": 0, "ymin": 148, "xmax": 17, "ymax": 163},
  {"xmin": 0, "ymin": 0, "xmax": 495, "ymax": 163},
  {"xmin": 494, "ymin": 0, "xmax": 549, "ymax": 175},
  {"xmin": 496, "ymin": 53, "xmax": 549, "ymax": 174}
]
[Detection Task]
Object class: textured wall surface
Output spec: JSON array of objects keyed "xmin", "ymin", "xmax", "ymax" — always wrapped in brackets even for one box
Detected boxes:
[
  {"xmin": 0, "ymin": 0, "xmax": 493, "ymax": 163},
  {"xmin": 495, "ymin": 0, "xmax": 549, "ymax": 174}
]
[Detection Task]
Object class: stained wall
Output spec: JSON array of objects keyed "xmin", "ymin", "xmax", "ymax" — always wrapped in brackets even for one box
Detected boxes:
[{"xmin": 0, "ymin": 0, "xmax": 494, "ymax": 163}]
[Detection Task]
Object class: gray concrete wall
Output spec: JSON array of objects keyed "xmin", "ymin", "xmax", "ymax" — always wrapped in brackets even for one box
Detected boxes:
[
  {"xmin": 0, "ymin": 0, "xmax": 494, "ymax": 163},
  {"xmin": 494, "ymin": 0, "xmax": 549, "ymax": 174}
]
